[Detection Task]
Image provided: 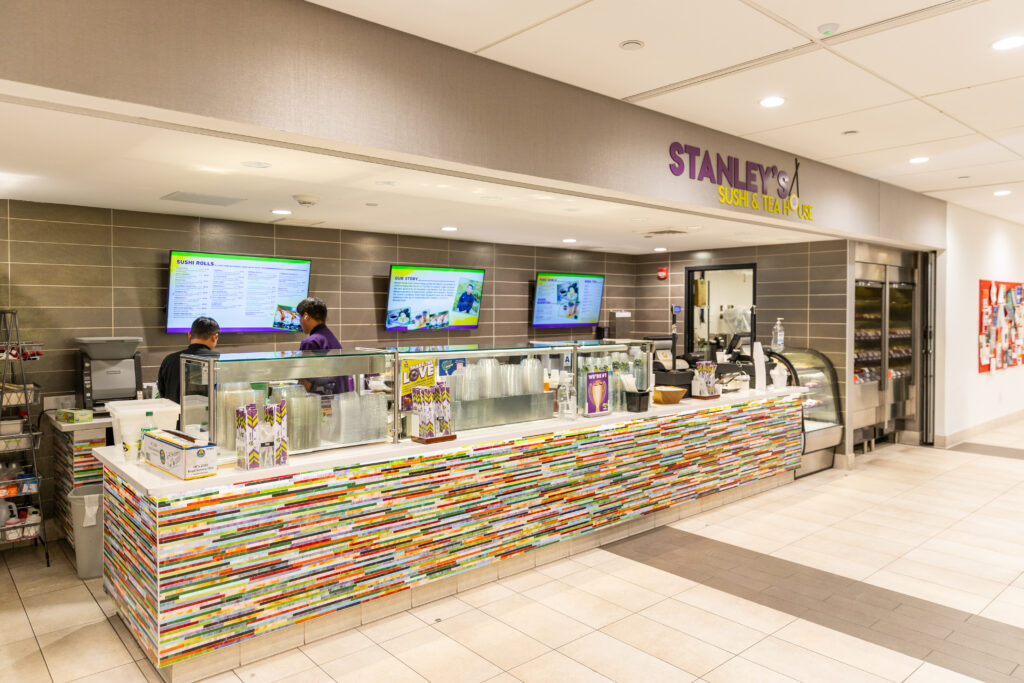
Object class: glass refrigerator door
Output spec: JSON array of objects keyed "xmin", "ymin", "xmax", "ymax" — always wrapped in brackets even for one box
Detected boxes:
[
  {"xmin": 854, "ymin": 280, "xmax": 885, "ymax": 385},
  {"xmin": 779, "ymin": 348, "xmax": 842, "ymax": 433},
  {"xmin": 888, "ymin": 283, "xmax": 914, "ymax": 382}
]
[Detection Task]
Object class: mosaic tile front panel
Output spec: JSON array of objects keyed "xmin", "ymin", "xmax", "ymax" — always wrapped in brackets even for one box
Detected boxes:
[
  {"xmin": 55, "ymin": 428, "xmax": 106, "ymax": 545},
  {"xmin": 104, "ymin": 395, "xmax": 802, "ymax": 666}
]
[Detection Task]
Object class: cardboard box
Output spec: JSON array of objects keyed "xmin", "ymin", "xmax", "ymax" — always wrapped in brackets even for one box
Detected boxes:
[
  {"xmin": 56, "ymin": 409, "xmax": 93, "ymax": 424},
  {"xmin": 142, "ymin": 429, "xmax": 218, "ymax": 480}
]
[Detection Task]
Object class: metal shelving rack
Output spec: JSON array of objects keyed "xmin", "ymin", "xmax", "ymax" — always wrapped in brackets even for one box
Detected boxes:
[{"xmin": 0, "ymin": 310, "xmax": 49, "ymax": 565}]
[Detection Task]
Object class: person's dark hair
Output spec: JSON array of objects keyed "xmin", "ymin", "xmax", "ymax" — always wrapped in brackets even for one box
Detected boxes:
[
  {"xmin": 297, "ymin": 297, "xmax": 328, "ymax": 323},
  {"xmin": 190, "ymin": 316, "xmax": 219, "ymax": 339}
]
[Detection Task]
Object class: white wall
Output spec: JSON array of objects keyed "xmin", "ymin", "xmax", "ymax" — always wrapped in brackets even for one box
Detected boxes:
[{"xmin": 937, "ymin": 204, "xmax": 1024, "ymax": 442}]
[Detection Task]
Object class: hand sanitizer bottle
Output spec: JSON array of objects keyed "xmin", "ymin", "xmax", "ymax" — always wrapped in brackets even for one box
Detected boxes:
[{"xmin": 771, "ymin": 317, "xmax": 786, "ymax": 352}]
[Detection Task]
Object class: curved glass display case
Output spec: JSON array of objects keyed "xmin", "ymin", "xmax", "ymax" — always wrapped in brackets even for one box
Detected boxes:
[{"xmin": 770, "ymin": 347, "xmax": 842, "ymax": 476}]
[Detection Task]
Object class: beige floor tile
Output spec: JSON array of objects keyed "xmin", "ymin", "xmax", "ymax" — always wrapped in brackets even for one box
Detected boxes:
[
  {"xmin": 433, "ymin": 608, "xmax": 548, "ymax": 670},
  {"xmin": 559, "ymin": 567, "xmax": 664, "ymax": 611},
  {"xmin": 480, "ymin": 594, "xmax": 592, "ymax": 649},
  {"xmin": 703, "ymin": 656, "xmax": 799, "ymax": 683},
  {"xmin": 979, "ymin": 589, "xmax": 1024, "ymax": 628},
  {"xmin": 458, "ymin": 582, "xmax": 517, "ymax": 608},
  {"xmin": 235, "ymin": 649, "xmax": 317, "ymax": 683},
  {"xmin": 10, "ymin": 554, "xmax": 84, "ymax": 598},
  {"xmin": 270, "ymin": 668, "xmax": 333, "ymax": 683},
  {"xmin": 769, "ymin": 545, "xmax": 878, "ymax": 581},
  {"xmin": 301, "ymin": 628, "xmax": 375, "ymax": 666},
  {"xmin": 84, "ymin": 578, "xmax": 118, "ymax": 618},
  {"xmin": 509, "ymin": 650, "xmax": 613, "ymax": 683},
  {"xmin": 483, "ymin": 675, "xmax": 519, "ymax": 683},
  {"xmin": 570, "ymin": 549, "xmax": 622, "ymax": 567},
  {"xmin": 0, "ymin": 636, "xmax": 51, "ymax": 683},
  {"xmin": 742, "ymin": 637, "xmax": 889, "ymax": 683},
  {"xmin": 534, "ymin": 558, "xmax": 587, "ymax": 580},
  {"xmin": 0, "ymin": 598, "xmax": 35, "ymax": 646},
  {"xmin": 109, "ymin": 616, "xmax": 147, "ymax": 662},
  {"xmin": 882, "ymin": 558, "xmax": 1007, "ymax": 599},
  {"xmin": 523, "ymin": 581, "xmax": 631, "ymax": 629},
  {"xmin": 902, "ymin": 662, "xmax": 984, "ymax": 682},
  {"xmin": 497, "ymin": 569, "xmax": 551, "ymax": 594},
  {"xmin": 558, "ymin": 631, "xmax": 694, "ymax": 683},
  {"xmin": 603, "ymin": 558, "xmax": 697, "ymax": 596},
  {"xmin": 773, "ymin": 620, "xmax": 921, "ymax": 681},
  {"xmin": 196, "ymin": 673, "xmax": 242, "ymax": 683},
  {"xmin": 408, "ymin": 596, "xmax": 473, "ymax": 625},
  {"xmin": 673, "ymin": 584, "xmax": 795, "ymax": 634},
  {"xmin": 378, "ymin": 626, "xmax": 500, "ymax": 683},
  {"xmin": 38, "ymin": 620, "xmax": 133, "ymax": 683},
  {"xmin": 357, "ymin": 612, "xmax": 427, "ymax": 644},
  {"xmin": 24, "ymin": 584, "xmax": 106, "ymax": 636},
  {"xmin": 601, "ymin": 614, "xmax": 731, "ymax": 677},
  {"xmin": 640, "ymin": 599, "xmax": 765, "ymax": 654},
  {"xmin": 319, "ymin": 644, "xmax": 426, "ymax": 683},
  {"xmin": 694, "ymin": 525, "xmax": 790, "ymax": 554},
  {"xmin": 3, "ymin": 543, "xmax": 58, "ymax": 568},
  {"xmin": 72, "ymin": 661, "xmax": 147, "ymax": 682},
  {"xmin": 136, "ymin": 659, "xmax": 163, "ymax": 683},
  {"xmin": 864, "ymin": 570, "xmax": 992, "ymax": 613}
]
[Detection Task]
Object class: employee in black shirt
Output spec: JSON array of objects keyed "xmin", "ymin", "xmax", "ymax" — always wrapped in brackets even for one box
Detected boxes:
[{"xmin": 158, "ymin": 317, "xmax": 220, "ymax": 403}]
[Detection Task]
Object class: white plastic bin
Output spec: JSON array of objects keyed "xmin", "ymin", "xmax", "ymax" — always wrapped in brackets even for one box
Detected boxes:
[
  {"xmin": 107, "ymin": 398, "xmax": 180, "ymax": 457},
  {"xmin": 69, "ymin": 484, "xmax": 103, "ymax": 579}
]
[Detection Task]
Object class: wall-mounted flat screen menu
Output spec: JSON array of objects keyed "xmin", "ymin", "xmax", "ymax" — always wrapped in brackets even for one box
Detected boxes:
[
  {"xmin": 166, "ymin": 251, "xmax": 311, "ymax": 333},
  {"xmin": 385, "ymin": 265, "xmax": 486, "ymax": 331},
  {"xmin": 532, "ymin": 272, "xmax": 605, "ymax": 327}
]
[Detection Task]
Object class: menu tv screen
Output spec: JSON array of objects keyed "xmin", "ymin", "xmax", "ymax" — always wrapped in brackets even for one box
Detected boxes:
[
  {"xmin": 385, "ymin": 265, "xmax": 486, "ymax": 331},
  {"xmin": 166, "ymin": 251, "xmax": 311, "ymax": 333},
  {"xmin": 532, "ymin": 272, "xmax": 605, "ymax": 328}
]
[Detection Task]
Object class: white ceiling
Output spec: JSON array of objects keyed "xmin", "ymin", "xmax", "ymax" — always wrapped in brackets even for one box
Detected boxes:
[
  {"xmin": 308, "ymin": 0, "xmax": 1024, "ymax": 226},
  {"xmin": 0, "ymin": 101, "xmax": 820, "ymax": 254}
]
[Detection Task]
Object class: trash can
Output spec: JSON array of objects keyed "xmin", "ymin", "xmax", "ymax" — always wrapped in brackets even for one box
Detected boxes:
[{"xmin": 69, "ymin": 484, "xmax": 104, "ymax": 579}]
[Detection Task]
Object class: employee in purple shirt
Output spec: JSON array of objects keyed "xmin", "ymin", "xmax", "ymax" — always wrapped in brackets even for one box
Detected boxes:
[{"xmin": 297, "ymin": 297, "xmax": 344, "ymax": 394}]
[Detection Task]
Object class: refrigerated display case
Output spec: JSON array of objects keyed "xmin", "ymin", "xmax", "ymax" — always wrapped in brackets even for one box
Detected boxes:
[
  {"xmin": 770, "ymin": 348, "xmax": 842, "ymax": 477},
  {"xmin": 888, "ymin": 280, "xmax": 917, "ymax": 426}
]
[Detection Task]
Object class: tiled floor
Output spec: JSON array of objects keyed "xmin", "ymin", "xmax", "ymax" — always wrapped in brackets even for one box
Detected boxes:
[{"xmin": 4, "ymin": 434, "xmax": 1024, "ymax": 682}]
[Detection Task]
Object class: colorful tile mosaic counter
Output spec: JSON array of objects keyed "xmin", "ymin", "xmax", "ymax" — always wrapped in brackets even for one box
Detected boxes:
[{"xmin": 95, "ymin": 389, "xmax": 804, "ymax": 668}]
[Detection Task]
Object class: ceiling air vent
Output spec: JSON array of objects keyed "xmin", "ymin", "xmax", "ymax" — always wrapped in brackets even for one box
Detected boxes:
[
  {"xmin": 271, "ymin": 218, "xmax": 325, "ymax": 227},
  {"xmin": 160, "ymin": 191, "xmax": 246, "ymax": 206},
  {"xmin": 643, "ymin": 228, "xmax": 689, "ymax": 238}
]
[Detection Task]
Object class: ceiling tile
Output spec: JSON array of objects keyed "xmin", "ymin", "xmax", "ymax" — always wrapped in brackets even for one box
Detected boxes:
[
  {"xmin": 749, "ymin": 0, "xmax": 943, "ymax": 37},
  {"xmin": 478, "ymin": 0, "xmax": 808, "ymax": 99},
  {"xmin": 925, "ymin": 76, "xmax": 1024, "ymax": 133},
  {"xmin": 304, "ymin": 0, "xmax": 583, "ymax": 53},
  {"xmin": 639, "ymin": 49, "xmax": 907, "ymax": 137},
  {"xmin": 995, "ymin": 125, "xmax": 1024, "ymax": 157},
  {"xmin": 876, "ymin": 159, "xmax": 1024, "ymax": 194},
  {"xmin": 824, "ymin": 134, "xmax": 1019, "ymax": 179},
  {"xmin": 927, "ymin": 179, "xmax": 1024, "ymax": 224},
  {"xmin": 831, "ymin": 0, "xmax": 1024, "ymax": 96},
  {"xmin": 748, "ymin": 100, "xmax": 973, "ymax": 159}
]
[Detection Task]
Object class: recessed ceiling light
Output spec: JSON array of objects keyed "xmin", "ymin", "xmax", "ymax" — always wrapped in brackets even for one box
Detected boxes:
[
  {"xmin": 441, "ymin": 226, "xmax": 458, "ymax": 232},
  {"xmin": 531, "ymin": 194, "xmax": 553, "ymax": 200},
  {"xmin": 909, "ymin": 157, "xmax": 929, "ymax": 164},
  {"xmin": 271, "ymin": 209, "xmax": 292, "ymax": 215},
  {"xmin": 480, "ymin": 196, "xmax": 501, "ymax": 201},
  {"xmin": 365, "ymin": 202, "xmax": 379, "ymax": 207},
  {"xmin": 841, "ymin": 130, "xmax": 859, "ymax": 136},
  {"xmin": 376, "ymin": 180, "xmax": 397, "ymax": 186},
  {"xmin": 653, "ymin": 247, "xmax": 667, "ymax": 252},
  {"xmin": 619, "ymin": 40, "xmax": 645, "ymax": 51},
  {"xmin": 957, "ymin": 176, "xmax": 971, "ymax": 180},
  {"xmin": 760, "ymin": 96, "xmax": 785, "ymax": 108},
  {"xmin": 818, "ymin": 22, "xmax": 839, "ymax": 36},
  {"xmin": 472, "ymin": 188, "xmax": 486, "ymax": 194},
  {"xmin": 992, "ymin": 36, "xmax": 1024, "ymax": 51},
  {"xmin": 242, "ymin": 161, "xmax": 271, "ymax": 168},
  {"xmin": 563, "ymin": 238, "xmax": 577, "ymax": 243},
  {"xmin": 994, "ymin": 190, "xmax": 1013, "ymax": 196}
]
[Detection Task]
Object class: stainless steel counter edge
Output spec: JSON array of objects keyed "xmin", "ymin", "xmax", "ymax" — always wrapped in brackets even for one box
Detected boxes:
[{"xmin": 92, "ymin": 387, "xmax": 806, "ymax": 498}]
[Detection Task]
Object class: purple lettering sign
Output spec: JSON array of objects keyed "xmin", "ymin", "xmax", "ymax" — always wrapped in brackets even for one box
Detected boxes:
[{"xmin": 668, "ymin": 142, "xmax": 793, "ymax": 199}]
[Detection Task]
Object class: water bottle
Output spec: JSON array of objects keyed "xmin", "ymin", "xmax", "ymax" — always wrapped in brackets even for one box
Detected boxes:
[
  {"xmin": 137, "ymin": 411, "xmax": 156, "ymax": 462},
  {"xmin": 560, "ymin": 370, "xmax": 577, "ymax": 420},
  {"xmin": 771, "ymin": 317, "xmax": 786, "ymax": 352}
]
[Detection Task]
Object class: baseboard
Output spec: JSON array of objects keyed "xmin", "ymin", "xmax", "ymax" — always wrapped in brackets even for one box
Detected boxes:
[
  {"xmin": 152, "ymin": 471, "xmax": 794, "ymax": 682},
  {"xmin": 935, "ymin": 407, "xmax": 1024, "ymax": 448}
]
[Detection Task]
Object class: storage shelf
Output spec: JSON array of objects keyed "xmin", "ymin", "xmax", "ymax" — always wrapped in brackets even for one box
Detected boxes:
[{"xmin": 0, "ymin": 432, "xmax": 41, "ymax": 453}]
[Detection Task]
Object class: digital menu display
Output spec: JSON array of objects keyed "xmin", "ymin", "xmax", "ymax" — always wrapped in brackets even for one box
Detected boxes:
[
  {"xmin": 166, "ymin": 251, "xmax": 311, "ymax": 333},
  {"xmin": 385, "ymin": 265, "xmax": 486, "ymax": 331},
  {"xmin": 532, "ymin": 272, "xmax": 605, "ymax": 328}
]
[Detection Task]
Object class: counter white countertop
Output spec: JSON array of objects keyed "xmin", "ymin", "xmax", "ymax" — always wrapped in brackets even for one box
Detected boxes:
[
  {"xmin": 93, "ymin": 387, "xmax": 805, "ymax": 497},
  {"xmin": 46, "ymin": 412, "xmax": 113, "ymax": 433}
]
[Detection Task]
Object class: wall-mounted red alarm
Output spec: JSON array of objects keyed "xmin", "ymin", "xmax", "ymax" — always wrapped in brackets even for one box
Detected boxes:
[{"xmin": 657, "ymin": 267, "xmax": 668, "ymax": 280}]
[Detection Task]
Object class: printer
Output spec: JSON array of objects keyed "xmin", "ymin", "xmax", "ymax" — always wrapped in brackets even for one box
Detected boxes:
[{"xmin": 74, "ymin": 337, "xmax": 144, "ymax": 409}]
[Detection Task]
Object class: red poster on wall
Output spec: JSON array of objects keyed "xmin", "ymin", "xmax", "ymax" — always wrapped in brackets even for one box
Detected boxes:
[{"xmin": 979, "ymin": 279, "xmax": 1024, "ymax": 373}]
